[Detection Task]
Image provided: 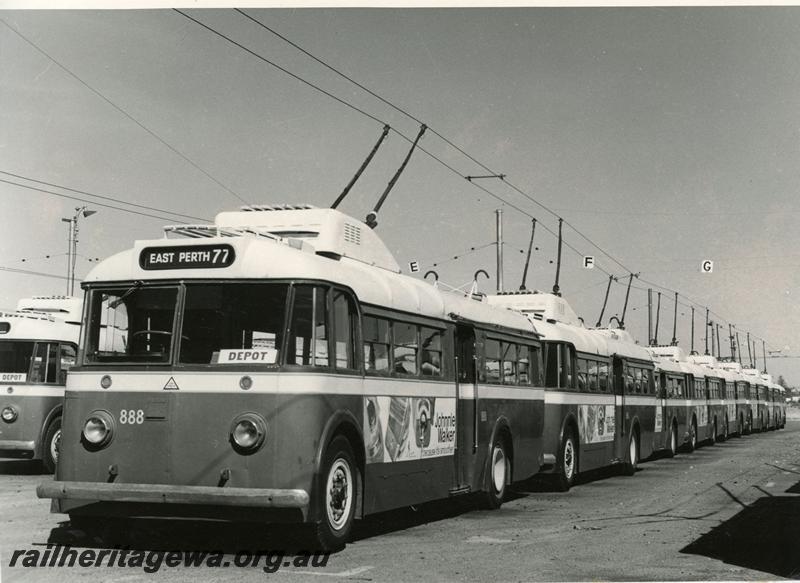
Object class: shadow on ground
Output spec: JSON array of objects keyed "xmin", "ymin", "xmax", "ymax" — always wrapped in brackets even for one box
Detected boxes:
[
  {"xmin": 681, "ymin": 493, "xmax": 800, "ymax": 578},
  {"xmin": 0, "ymin": 459, "xmax": 45, "ymax": 475},
  {"xmin": 45, "ymin": 495, "xmax": 481, "ymax": 555}
]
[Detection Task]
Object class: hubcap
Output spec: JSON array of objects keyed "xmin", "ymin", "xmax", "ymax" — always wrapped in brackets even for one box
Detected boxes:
[
  {"xmin": 564, "ymin": 439, "xmax": 575, "ymax": 480},
  {"xmin": 492, "ymin": 446, "xmax": 506, "ymax": 493},
  {"xmin": 50, "ymin": 429, "xmax": 61, "ymax": 464},
  {"xmin": 326, "ymin": 458, "xmax": 353, "ymax": 531}
]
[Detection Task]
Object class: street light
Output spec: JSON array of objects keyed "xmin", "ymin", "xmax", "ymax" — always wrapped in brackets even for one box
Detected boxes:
[{"xmin": 61, "ymin": 206, "xmax": 97, "ymax": 296}]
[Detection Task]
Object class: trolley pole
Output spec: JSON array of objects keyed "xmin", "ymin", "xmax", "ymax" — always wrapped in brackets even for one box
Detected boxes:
[
  {"xmin": 747, "ymin": 332, "xmax": 753, "ymax": 368},
  {"xmin": 647, "ymin": 289, "xmax": 653, "ymax": 345},
  {"xmin": 729, "ymin": 324, "xmax": 736, "ymax": 362},
  {"xmin": 704, "ymin": 308, "xmax": 710, "ymax": 355},
  {"xmin": 762, "ymin": 340, "xmax": 767, "ymax": 374},
  {"xmin": 690, "ymin": 306, "xmax": 695, "ymax": 353}
]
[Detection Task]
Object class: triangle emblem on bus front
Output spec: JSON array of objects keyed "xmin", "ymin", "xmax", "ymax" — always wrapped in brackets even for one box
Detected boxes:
[{"xmin": 163, "ymin": 377, "xmax": 179, "ymax": 390}]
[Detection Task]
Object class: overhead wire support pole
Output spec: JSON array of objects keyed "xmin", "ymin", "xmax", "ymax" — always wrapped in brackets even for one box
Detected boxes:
[
  {"xmin": 647, "ymin": 289, "xmax": 653, "ymax": 344},
  {"xmin": 716, "ymin": 324, "xmax": 722, "ymax": 361},
  {"xmin": 366, "ymin": 124, "xmax": 427, "ymax": 228},
  {"xmin": 736, "ymin": 332, "xmax": 743, "ymax": 365},
  {"xmin": 729, "ymin": 324, "xmax": 736, "ymax": 362},
  {"xmin": 595, "ymin": 275, "xmax": 614, "ymax": 328},
  {"xmin": 762, "ymin": 340, "xmax": 768, "ymax": 374},
  {"xmin": 670, "ymin": 291, "xmax": 679, "ymax": 346},
  {"xmin": 710, "ymin": 321, "xmax": 716, "ymax": 358},
  {"xmin": 519, "ymin": 218, "xmax": 536, "ymax": 291},
  {"xmin": 496, "ymin": 209, "xmax": 504, "ymax": 293},
  {"xmin": 690, "ymin": 306, "xmax": 695, "ymax": 353},
  {"xmin": 747, "ymin": 332, "xmax": 753, "ymax": 368},
  {"xmin": 331, "ymin": 124, "xmax": 390, "ymax": 209},
  {"xmin": 704, "ymin": 308, "xmax": 710, "ymax": 355},
  {"xmin": 552, "ymin": 218, "xmax": 564, "ymax": 296}
]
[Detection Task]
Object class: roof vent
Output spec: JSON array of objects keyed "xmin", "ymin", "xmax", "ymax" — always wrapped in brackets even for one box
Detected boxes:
[{"xmin": 343, "ymin": 223, "xmax": 362, "ymax": 245}]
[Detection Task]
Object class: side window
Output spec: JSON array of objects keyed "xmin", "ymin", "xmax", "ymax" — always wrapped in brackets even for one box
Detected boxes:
[
  {"xmin": 393, "ymin": 322, "xmax": 418, "ymax": 375},
  {"xmin": 676, "ymin": 377, "xmax": 684, "ymax": 398},
  {"xmin": 363, "ymin": 316, "xmax": 390, "ymax": 373},
  {"xmin": 544, "ymin": 343, "xmax": 559, "ymax": 387},
  {"xmin": 485, "ymin": 339, "xmax": 501, "ymax": 384},
  {"xmin": 30, "ymin": 343, "xmax": 58, "ymax": 384},
  {"xmin": 598, "ymin": 361, "xmax": 609, "ymax": 392},
  {"xmin": 587, "ymin": 361, "xmax": 599, "ymax": 391},
  {"xmin": 332, "ymin": 291, "xmax": 357, "ymax": 370},
  {"xmin": 501, "ymin": 342, "xmax": 517, "ymax": 385},
  {"xmin": 634, "ymin": 368, "xmax": 643, "ymax": 394},
  {"xmin": 287, "ymin": 285, "xmax": 329, "ymax": 367},
  {"xmin": 575, "ymin": 358, "xmax": 587, "ymax": 391},
  {"xmin": 560, "ymin": 345, "xmax": 573, "ymax": 389},
  {"xmin": 518, "ymin": 345, "xmax": 530, "ymax": 385},
  {"xmin": 59, "ymin": 344, "xmax": 76, "ymax": 385},
  {"xmin": 626, "ymin": 368, "xmax": 635, "ymax": 394},
  {"xmin": 420, "ymin": 327, "xmax": 443, "ymax": 377}
]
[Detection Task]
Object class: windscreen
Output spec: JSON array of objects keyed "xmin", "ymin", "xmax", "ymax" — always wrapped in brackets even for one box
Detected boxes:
[
  {"xmin": 179, "ymin": 283, "xmax": 289, "ymax": 365},
  {"xmin": 0, "ymin": 341, "xmax": 35, "ymax": 381},
  {"xmin": 84, "ymin": 286, "xmax": 179, "ymax": 364}
]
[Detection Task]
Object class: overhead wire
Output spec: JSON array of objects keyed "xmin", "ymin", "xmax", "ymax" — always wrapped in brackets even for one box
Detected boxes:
[
  {"xmin": 0, "ymin": 177, "xmax": 191, "ymax": 224},
  {"xmin": 0, "ymin": 18, "xmax": 251, "ymax": 207},
  {"xmin": 0, "ymin": 170, "xmax": 209, "ymax": 223}
]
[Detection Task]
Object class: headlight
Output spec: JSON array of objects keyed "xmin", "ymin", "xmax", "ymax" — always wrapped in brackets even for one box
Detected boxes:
[
  {"xmin": 1, "ymin": 406, "xmax": 18, "ymax": 423},
  {"xmin": 82, "ymin": 410, "xmax": 114, "ymax": 447},
  {"xmin": 230, "ymin": 413, "xmax": 267, "ymax": 452}
]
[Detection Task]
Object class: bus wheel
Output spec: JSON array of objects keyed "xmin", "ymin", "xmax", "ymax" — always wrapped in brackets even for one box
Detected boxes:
[
  {"xmin": 42, "ymin": 417, "xmax": 62, "ymax": 474},
  {"xmin": 313, "ymin": 436, "xmax": 357, "ymax": 551},
  {"xmin": 622, "ymin": 429, "xmax": 638, "ymax": 476},
  {"xmin": 483, "ymin": 435, "xmax": 510, "ymax": 509},
  {"xmin": 555, "ymin": 430, "xmax": 578, "ymax": 492},
  {"xmin": 667, "ymin": 422, "xmax": 678, "ymax": 457},
  {"xmin": 687, "ymin": 419, "xmax": 697, "ymax": 452}
]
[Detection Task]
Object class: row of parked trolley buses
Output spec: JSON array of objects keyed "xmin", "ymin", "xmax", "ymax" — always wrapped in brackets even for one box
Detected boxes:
[{"xmin": 0, "ymin": 204, "xmax": 786, "ymax": 549}]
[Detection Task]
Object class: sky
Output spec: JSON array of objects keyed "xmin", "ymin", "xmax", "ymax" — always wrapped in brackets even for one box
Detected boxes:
[{"xmin": 2, "ymin": 6, "xmax": 800, "ymax": 383}]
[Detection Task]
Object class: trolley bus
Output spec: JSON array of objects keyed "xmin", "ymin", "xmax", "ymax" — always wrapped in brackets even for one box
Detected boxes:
[
  {"xmin": 0, "ymin": 296, "xmax": 81, "ymax": 472},
  {"xmin": 38, "ymin": 204, "xmax": 547, "ymax": 549},
  {"xmin": 487, "ymin": 292, "xmax": 654, "ymax": 490},
  {"xmin": 688, "ymin": 354, "xmax": 726, "ymax": 443},
  {"xmin": 719, "ymin": 362, "xmax": 753, "ymax": 435},
  {"xmin": 648, "ymin": 346, "xmax": 704, "ymax": 454}
]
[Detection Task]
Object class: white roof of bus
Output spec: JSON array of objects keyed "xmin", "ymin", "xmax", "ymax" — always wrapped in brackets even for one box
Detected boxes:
[
  {"xmin": 485, "ymin": 291, "xmax": 652, "ymax": 362},
  {"xmin": 0, "ymin": 309, "xmax": 80, "ymax": 343},
  {"xmin": 82, "ymin": 207, "xmax": 539, "ymax": 335}
]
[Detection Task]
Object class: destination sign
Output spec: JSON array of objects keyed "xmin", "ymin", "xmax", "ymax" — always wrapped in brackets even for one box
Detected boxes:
[{"xmin": 139, "ymin": 244, "xmax": 236, "ymax": 270}]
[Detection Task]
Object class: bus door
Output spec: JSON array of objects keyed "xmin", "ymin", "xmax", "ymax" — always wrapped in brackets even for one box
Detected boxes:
[
  {"xmin": 453, "ymin": 324, "xmax": 477, "ymax": 494},
  {"xmin": 612, "ymin": 356, "xmax": 627, "ymax": 462},
  {"xmin": 656, "ymin": 372, "xmax": 668, "ymax": 449}
]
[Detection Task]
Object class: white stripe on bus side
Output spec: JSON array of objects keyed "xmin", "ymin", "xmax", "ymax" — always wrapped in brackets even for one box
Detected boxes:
[
  {"xmin": 1, "ymin": 386, "xmax": 64, "ymax": 397},
  {"xmin": 544, "ymin": 392, "xmax": 615, "ymax": 405},
  {"xmin": 65, "ymin": 372, "xmax": 545, "ymax": 401}
]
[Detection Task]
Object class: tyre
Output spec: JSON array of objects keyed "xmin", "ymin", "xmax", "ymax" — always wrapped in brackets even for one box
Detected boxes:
[
  {"xmin": 622, "ymin": 429, "xmax": 638, "ymax": 476},
  {"xmin": 42, "ymin": 417, "xmax": 62, "ymax": 474},
  {"xmin": 483, "ymin": 435, "xmax": 510, "ymax": 509},
  {"xmin": 312, "ymin": 435, "xmax": 358, "ymax": 551},
  {"xmin": 687, "ymin": 419, "xmax": 697, "ymax": 452},
  {"xmin": 667, "ymin": 422, "xmax": 678, "ymax": 457},
  {"xmin": 555, "ymin": 429, "xmax": 578, "ymax": 492}
]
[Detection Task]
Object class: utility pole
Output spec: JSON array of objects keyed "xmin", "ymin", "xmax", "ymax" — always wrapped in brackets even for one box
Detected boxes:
[
  {"xmin": 61, "ymin": 206, "xmax": 97, "ymax": 296},
  {"xmin": 496, "ymin": 209, "xmax": 504, "ymax": 293}
]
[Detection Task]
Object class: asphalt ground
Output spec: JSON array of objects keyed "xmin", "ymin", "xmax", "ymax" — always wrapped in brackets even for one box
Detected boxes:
[{"xmin": 2, "ymin": 421, "xmax": 799, "ymax": 582}]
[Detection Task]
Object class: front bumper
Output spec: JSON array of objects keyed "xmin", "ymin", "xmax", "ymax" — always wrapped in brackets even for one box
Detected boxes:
[
  {"xmin": 38, "ymin": 481, "xmax": 309, "ymax": 509},
  {"xmin": 0, "ymin": 439, "xmax": 35, "ymax": 458}
]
